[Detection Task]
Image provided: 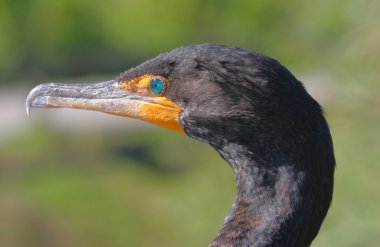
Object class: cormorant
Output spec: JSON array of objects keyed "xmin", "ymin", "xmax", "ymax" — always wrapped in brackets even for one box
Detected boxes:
[{"xmin": 26, "ymin": 44, "xmax": 335, "ymax": 247}]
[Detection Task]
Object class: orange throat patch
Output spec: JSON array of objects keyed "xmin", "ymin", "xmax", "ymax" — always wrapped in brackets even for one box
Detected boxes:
[{"xmin": 139, "ymin": 97, "xmax": 184, "ymax": 133}]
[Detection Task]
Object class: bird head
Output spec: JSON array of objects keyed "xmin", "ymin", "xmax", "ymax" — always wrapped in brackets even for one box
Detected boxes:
[
  {"xmin": 26, "ymin": 44, "xmax": 320, "ymax": 148},
  {"xmin": 26, "ymin": 44, "xmax": 335, "ymax": 247}
]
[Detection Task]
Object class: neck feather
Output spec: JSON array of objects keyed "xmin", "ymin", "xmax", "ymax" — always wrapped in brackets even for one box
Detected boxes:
[{"xmin": 209, "ymin": 143, "xmax": 331, "ymax": 247}]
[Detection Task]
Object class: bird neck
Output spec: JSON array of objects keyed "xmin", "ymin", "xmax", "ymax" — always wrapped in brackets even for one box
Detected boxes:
[{"xmin": 209, "ymin": 143, "xmax": 324, "ymax": 247}]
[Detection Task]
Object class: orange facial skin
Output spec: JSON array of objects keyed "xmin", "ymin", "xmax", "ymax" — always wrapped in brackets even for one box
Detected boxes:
[{"xmin": 119, "ymin": 75, "xmax": 184, "ymax": 133}]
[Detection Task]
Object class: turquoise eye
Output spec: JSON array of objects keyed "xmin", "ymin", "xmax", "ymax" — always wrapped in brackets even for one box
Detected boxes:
[{"xmin": 150, "ymin": 77, "xmax": 164, "ymax": 95}]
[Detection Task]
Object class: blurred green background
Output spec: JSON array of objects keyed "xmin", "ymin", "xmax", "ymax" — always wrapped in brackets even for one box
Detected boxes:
[{"xmin": 1, "ymin": 0, "xmax": 379, "ymax": 246}]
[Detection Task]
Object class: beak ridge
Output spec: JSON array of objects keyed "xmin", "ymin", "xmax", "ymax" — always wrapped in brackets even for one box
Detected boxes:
[{"xmin": 25, "ymin": 80, "xmax": 122, "ymax": 116}]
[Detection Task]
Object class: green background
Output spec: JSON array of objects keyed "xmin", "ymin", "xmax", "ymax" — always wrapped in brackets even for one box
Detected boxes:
[{"xmin": 0, "ymin": 0, "xmax": 379, "ymax": 246}]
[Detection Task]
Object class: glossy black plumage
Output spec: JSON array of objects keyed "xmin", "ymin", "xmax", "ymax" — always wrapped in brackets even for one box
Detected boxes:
[
  {"xmin": 26, "ymin": 44, "xmax": 335, "ymax": 247},
  {"xmin": 119, "ymin": 44, "xmax": 335, "ymax": 247}
]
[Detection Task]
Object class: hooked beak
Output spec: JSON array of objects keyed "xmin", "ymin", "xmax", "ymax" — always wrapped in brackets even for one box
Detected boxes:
[{"xmin": 26, "ymin": 80, "xmax": 184, "ymax": 133}]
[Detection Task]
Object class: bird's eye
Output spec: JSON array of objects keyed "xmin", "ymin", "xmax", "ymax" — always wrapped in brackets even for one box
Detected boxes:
[{"xmin": 150, "ymin": 77, "xmax": 164, "ymax": 95}]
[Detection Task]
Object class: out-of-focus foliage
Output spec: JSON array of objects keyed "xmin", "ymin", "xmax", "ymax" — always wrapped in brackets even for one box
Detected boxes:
[
  {"xmin": 0, "ymin": 128, "xmax": 236, "ymax": 247},
  {"xmin": 0, "ymin": 0, "xmax": 379, "ymax": 87},
  {"xmin": 1, "ymin": 0, "xmax": 380, "ymax": 246}
]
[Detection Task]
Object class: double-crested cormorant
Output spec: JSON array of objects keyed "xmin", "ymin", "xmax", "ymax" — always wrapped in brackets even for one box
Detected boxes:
[{"xmin": 26, "ymin": 44, "xmax": 335, "ymax": 247}]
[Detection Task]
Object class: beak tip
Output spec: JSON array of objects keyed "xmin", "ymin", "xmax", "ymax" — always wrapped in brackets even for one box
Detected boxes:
[
  {"xmin": 25, "ymin": 87, "xmax": 38, "ymax": 117},
  {"xmin": 25, "ymin": 83, "xmax": 55, "ymax": 116},
  {"xmin": 25, "ymin": 103, "xmax": 31, "ymax": 117},
  {"xmin": 25, "ymin": 93, "xmax": 32, "ymax": 117}
]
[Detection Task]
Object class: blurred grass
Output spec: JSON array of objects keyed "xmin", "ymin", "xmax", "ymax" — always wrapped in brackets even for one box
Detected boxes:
[
  {"xmin": 0, "ymin": 128, "xmax": 236, "ymax": 247},
  {"xmin": 1, "ymin": 0, "xmax": 380, "ymax": 246},
  {"xmin": 313, "ymin": 98, "xmax": 380, "ymax": 247}
]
